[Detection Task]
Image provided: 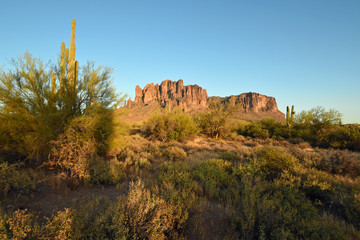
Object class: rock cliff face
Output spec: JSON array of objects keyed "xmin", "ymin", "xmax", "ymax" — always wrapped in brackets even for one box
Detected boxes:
[
  {"xmin": 123, "ymin": 79, "xmax": 284, "ymax": 119},
  {"xmin": 212, "ymin": 92, "xmax": 280, "ymax": 113},
  {"xmin": 125, "ymin": 79, "xmax": 208, "ymax": 111}
]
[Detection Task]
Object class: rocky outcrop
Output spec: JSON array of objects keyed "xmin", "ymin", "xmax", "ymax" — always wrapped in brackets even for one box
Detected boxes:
[
  {"xmin": 124, "ymin": 79, "xmax": 208, "ymax": 111},
  {"xmin": 212, "ymin": 92, "xmax": 280, "ymax": 113},
  {"xmin": 123, "ymin": 79, "xmax": 284, "ymax": 120}
]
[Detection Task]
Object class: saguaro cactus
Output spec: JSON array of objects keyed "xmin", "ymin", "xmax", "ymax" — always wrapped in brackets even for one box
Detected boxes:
[
  {"xmin": 66, "ymin": 48, "xmax": 70, "ymax": 64},
  {"xmin": 286, "ymin": 105, "xmax": 295, "ymax": 128},
  {"xmin": 60, "ymin": 42, "xmax": 66, "ymax": 91},
  {"xmin": 56, "ymin": 19, "xmax": 79, "ymax": 116},
  {"xmin": 68, "ymin": 19, "xmax": 76, "ymax": 92}
]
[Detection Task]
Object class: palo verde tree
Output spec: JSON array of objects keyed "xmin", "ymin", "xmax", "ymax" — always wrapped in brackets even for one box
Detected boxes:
[{"xmin": 0, "ymin": 19, "xmax": 120, "ymax": 162}]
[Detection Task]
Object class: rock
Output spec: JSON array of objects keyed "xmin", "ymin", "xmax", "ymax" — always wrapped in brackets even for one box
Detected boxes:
[
  {"xmin": 143, "ymin": 83, "xmax": 158, "ymax": 104},
  {"xmin": 218, "ymin": 92, "xmax": 280, "ymax": 113},
  {"xmin": 135, "ymin": 85, "xmax": 143, "ymax": 103},
  {"xmin": 123, "ymin": 79, "xmax": 283, "ymax": 120},
  {"xmin": 128, "ymin": 79, "xmax": 208, "ymax": 111}
]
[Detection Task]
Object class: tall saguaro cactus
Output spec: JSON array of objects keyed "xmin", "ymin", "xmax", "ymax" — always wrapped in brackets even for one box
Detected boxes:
[
  {"xmin": 68, "ymin": 19, "xmax": 76, "ymax": 92},
  {"xmin": 60, "ymin": 42, "xmax": 66, "ymax": 92},
  {"xmin": 56, "ymin": 19, "xmax": 79, "ymax": 117},
  {"xmin": 286, "ymin": 105, "xmax": 295, "ymax": 128}
]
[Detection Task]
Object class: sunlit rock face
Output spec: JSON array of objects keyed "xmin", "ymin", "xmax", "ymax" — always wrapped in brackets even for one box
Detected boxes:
[
  {"xmin": 123, "ymin": 79, "xmax": 284, "ymax": 120},
  {"xmin": 126, "ymin": 79, "xmax": 208, "ymax": 111}
]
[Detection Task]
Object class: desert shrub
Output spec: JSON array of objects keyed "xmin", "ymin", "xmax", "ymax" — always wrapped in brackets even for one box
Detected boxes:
[
  {"xmin": 217, "ymin": 151, "xmax": 242, "ymax": 162},
  {"xmin": 47, "ymin": 113, "xmax": 121, "ymax": 186},
  {"xmin": 43, "ymin": 208, "xmax": 74, "ymax": 240},
  {"xmin": 0, "ymin": 209, "xmax": 41, "ymax": 239},
  {"xmin": 115, "ymin": 147, "xmax": 153, "ymax": 179},
  {"xmin": 110, "ymin": 179, "xmax": 184, "ymax": 239},
  {"xmin": 259, "ymin": 117, "xmax": 289, "ymax": 139},
  {"xmin": 48, "ymin": 122, "xmax": 97, "ymax": 186},
  {"xmin": 157, "ymin": 162, "xmax": 199, "ymax": 208},
  {"xmin": 0, "ymin": 162, "xmax": 37, "ymax": 197},
  {"xmin": 193, "ymin": 159, "xmax": 240, "ymax": 201},
  {"xmin": 240, "ymin": 122, "xmax": 270, "ymax": 139},
  {"xmin": 316, "ymin": 213, "xmax": 360, "ymax": 240},
  {"xmin": 142, "ymin": 108, "xmax": 199, "ymax": 141},
  {"xmin": 234, "ymin": 174, "xmax": 359, "ymax": 239},
  {"xmin": 290, "ymin": 107, "xmax": 360, "ymax": 150},
  {"xmin": 0, "ymin": 52, "xmax": 120, "ymax": 163},
  {"xmin": 107, "ymin": 115, "xmax": 131, "ymax": 156},
  {"xmin": 317, "ymin": 151, "xmax": 360, "ymax": 178},
  {"xmin": 164, "ymin": 146, "xmax": 187, "ymax": 161},
  {"xmin": 255, "ymin": 147, "xmax": 299, "ymax": 180},
  {"xmin": 259, "ymin": 186, "xmax": 320, "ymax": 239},
  {"xmin": 197, "ymin": 100, "xmax": 239, "ymax": 139},
  {"xmin": 70, "ymin": 198, "xmax": 114, "ymax": 239}
]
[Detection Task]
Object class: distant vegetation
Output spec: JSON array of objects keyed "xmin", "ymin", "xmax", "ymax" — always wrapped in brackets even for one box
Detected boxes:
[
  {"xmin": 1, "ymin": 20, "xmax": 360, "ymax": 239},
  {"xmin": 239, "ymin": 106, "xmax": 360, "ymax": 151}
]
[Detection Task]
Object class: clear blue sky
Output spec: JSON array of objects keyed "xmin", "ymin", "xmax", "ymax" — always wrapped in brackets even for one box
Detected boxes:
[{"xmin": 1, "ymin": 0, "xmax": 359, "ymax": 123}]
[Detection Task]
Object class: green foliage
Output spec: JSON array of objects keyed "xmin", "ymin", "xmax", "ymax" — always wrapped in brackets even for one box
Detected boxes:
[
  {"xmin": 238, "ymin": 118, "xmax": 289, "ymax": 140},
  {"xmin": 0, "ymin": 162, "xmax": 37, "ymax": 197},
  {"xmin": 256, "ymin": 147, "xmax": 299, "ymax": 180},
  {"xmin": 193, "ymin": 159, "xmax": 240, "ymax": 201},
  {"xmin": 142, "ymin": 108, "xmax": 199, "ymax": 141},
  {"xmin": 47, "ymin": 111, "xmax": 123, "ymax": 186},
  {"xmin": 1, "ymin": 142, "xmax": 360, "ymax": 239},
  {"xmin": 0, "ymin": 209, "xmax": 41, "ymax": 239},
  {"xmin": 237, "ymin": 107, "xmax": 360, "ymax": 151},
  {"xmin": 197, "ymin": 100, "xmax": 238, "ymax": 138},
  {"xmin": 43, "ymin": 208, "xmax": 74, "ymax": 239},
  {"xmin": 0, "ymin": 20, "xmax": 120, "ymax": 163},
  {"xmin": 110, "ymin": 179, "xmax": 187, "ymax": 239},
  {"xmin": 164, "ymin": 146, "xmax": 187, "ymax": 161},
  {"xmin": 295, "ymin": 106, "xmax": 342, "ymax": 126},
  {"xmin": 157, "ymin": 162, "xmax": 199, "ymax": 208},
  {"xmin": 242, "ymin": 122, "xmax": 270, "ymax": 139}
]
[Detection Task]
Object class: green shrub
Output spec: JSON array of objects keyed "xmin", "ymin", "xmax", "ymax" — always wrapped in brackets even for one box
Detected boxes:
[
  {"xmin": 217, "ymin": 151, "xmax": 242, "ymax": 162},
  {"xmin": 110, "ymin": 179, "xmax": 185, "ymax": 239},
  {"xmin": 157, "ymin": 162, "xmax": 199, "ymax": 208},
  {"xmin": 165, "ymin": 146, "xmax": 187, "ymax": 161},
  {"xmin": 43, "ymin": 208, "xmax": 74, "ymax": 240},
  {"xmin": 142, "ymin": 108, "xmax": 199, "ymax": 141},
  {"xmin": 0, "ymin": 162, "xmax": 37, "ymax": 197},
  {"xmin": 241, "ymin": 122, "xmax": 270, "ymax": 139},
  {"xmin": 193, "ymin": 159, "xmax": 240, "ymax": 201},
  {"xmin": 256, "ymin": 147, "xmax": 299, "ymax": 180},
  {"xmin": 197, "ymin": 100, "xmax": 238, "ymax": 139},
  {"xmin": 47, "ymin": 113, "xmax": 121, "ymax": 186},
  {"xmin": 0, "ymin": 209, "xmax": 41, "ymax": 239}
]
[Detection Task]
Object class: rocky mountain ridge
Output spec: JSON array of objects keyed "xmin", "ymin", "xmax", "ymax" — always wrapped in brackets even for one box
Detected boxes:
[
  {"xmin": 125, "ymin": 79, "xmax": 208, "ymax": 111},
  {"xmin": 123, "ymin": 79, "xmax": 284, "ymax": 121}
]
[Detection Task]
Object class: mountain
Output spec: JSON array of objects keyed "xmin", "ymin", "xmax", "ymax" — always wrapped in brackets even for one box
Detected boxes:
[{"xmin": 121, "ymin": 79, "xmax": 285, "ymax": 122}]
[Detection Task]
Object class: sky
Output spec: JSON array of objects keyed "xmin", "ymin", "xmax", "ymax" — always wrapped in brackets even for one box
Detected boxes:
[{"xmin": 1, "ymin": 0, "xmax": 359, "ymax": 123}]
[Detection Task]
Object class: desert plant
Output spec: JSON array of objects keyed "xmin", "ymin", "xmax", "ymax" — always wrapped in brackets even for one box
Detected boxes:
[
  {"xmin": 110, "ymin": 179, "xmax": 184, "ymax": 239},
  {"xmin": 286, "ymin": 105, "xmax": 295, "ymax": 128},
  {"xmin": 165, "ymin": 146, "xmax": 187, "ymax": 161},
  {"xmin": 197, "ymin": 100, "xmax": 239, "ymax": 139},
  {"xmin": 142, "ymin": 108, "xmax": 199, "ymax": 141},
  {"xmin": 256, "ymin": 147, "xmax": 299, "ymax": 180},
  {"xmin": 0, "ymin": 209, "xmax": 41, "ymax": 239},
  {"xmin": 0, "ymin": 19, "xmax": 120, "ymax": 163},
  {"xmin": 0, "ymin": 162, "xmax": 37, "ymax": 197}
]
